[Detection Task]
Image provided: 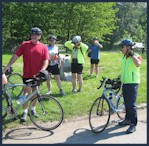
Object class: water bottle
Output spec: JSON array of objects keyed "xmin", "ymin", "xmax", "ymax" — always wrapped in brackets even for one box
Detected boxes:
[{"xmin": 17, "ymin": 95, "xmax": 26, "ymax": 105}]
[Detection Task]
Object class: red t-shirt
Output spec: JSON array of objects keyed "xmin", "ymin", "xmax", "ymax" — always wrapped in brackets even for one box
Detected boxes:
[{"xmin": 15, "ymin": 40, "xmax": 49, "ymax": 78}]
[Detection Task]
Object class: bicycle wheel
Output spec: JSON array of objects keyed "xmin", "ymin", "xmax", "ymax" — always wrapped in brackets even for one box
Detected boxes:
[
  {"xmin": 116, "ymin": 95, "xmax": 126, "ymax": 120},
  {"xmin": 29, "ymin": 95, "xmax": 64, "ymax": 131},
  {"xmin": 89, "ymin": 96, "xmax": 110, "ymax": 133},
  {"xmin": 2, "ymin": 93, "xmax": 8, "ymax": 119},
  {"xmin": 7, "ymin": 73, "xmax": 24, "ymax": 97}
]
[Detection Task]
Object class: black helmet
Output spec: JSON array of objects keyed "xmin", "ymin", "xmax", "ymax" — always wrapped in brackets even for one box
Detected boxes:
[
  {"xmin": 38, "ymin": 70, "xmax": 49, "ymax": 82},
  {"xmin": 31, "ymin": 27, "xmax": 42, "ymax": 35},
  {"xmin": 49, "ymin": 35, "xmax": 57, "ymax": 40},
  {"xmin": 119, "ymin": 39, "xmax": 134, "ymax": 46},
  {"xmin": 93, "ymin": 37, "xmax": 98, "ymax": 40}
]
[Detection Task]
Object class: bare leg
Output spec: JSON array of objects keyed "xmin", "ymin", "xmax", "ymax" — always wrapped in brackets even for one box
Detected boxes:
[
  {"xmin": 72, "ymin": 73, "xmax": 77, "ymax": 90},
  {"xmin": 46, "ymin": 73, "xmax": 51, "ymax": 91},
  {"xmin": 95, "ymin": 64, "xmax": 99, "ymax": 77},
  {"xmin": 54, "ymin": 75, "xmax": 62, "ymax": 90},
  {"xmin": 77, "ymin": 74, "xmax": 83, "ymax": 91},
  {"xmin": 90, "ymin": 64, "xmax": 94, "ymax": 76}
]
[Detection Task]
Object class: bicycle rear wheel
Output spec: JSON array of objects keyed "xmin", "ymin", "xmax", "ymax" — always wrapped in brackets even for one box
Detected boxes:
[
  {"xmin": 89, "ymin": 96, "xmax": 110, "ymax": 133},
  {"xmin": 29, "ymin": 95, "xmax": 64, "ymax": 131},
  {"xmin": 7, "ymin": 73, "xmax": 24, "ymax": 97},
  {"xmin": 116, "ymin": 95, "xmax": 126, "ymax": 120},
  {"xmin": 2, "ymin": 93, "xmax": 8, "ymax": 119}
]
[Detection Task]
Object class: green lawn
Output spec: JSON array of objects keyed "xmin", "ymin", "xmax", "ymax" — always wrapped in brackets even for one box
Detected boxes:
[{"xmin": 2, "ymin": 51, "xmax": 147, "ymax": 129}]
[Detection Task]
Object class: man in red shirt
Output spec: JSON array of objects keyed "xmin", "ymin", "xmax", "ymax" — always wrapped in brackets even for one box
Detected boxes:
[{"xmin": 3, "ymin": 27, "xmax": 49, "ymax": 122}]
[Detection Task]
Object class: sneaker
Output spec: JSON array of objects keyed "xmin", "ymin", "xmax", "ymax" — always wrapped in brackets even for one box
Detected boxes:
[
  {"xmin": 46, "ymin": 91, "xmax": 52, "ymax": 95},
  {"xmin": 20, "ymin": 112, "xmax": 27, "ymax": 122},
  {"xmin": 60, "ymin": 90, "xmax": 67, "ymax": 96},
  {"xmin": 118, "ymin": 120, "xmax": 131, "ymax": 126},
  {"xmin": 31, "ymin": 110, "xmax": 38, "ymax": 118},
  {"xmin": 126, "ymin": 124, "xmax": 136, "ymax": 134},
  {"xmin": 72, "ymin": 89, "xmax": 77, "ymax": 93},
  {"xmin": 77, "ymin": 89, "xmax": 82, "ymax": 92}
]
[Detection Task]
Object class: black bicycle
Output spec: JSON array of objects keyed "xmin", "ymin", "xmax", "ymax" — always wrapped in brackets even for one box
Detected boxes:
[{"xmin": 89, "ymin": 75, "xmax": 125, "ymax": 133}]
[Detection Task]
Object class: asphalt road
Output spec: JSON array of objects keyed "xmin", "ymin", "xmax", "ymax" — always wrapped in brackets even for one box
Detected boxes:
[{"xmin": 2, "ymin": 108, "xmax": 147, "ymax": 144}]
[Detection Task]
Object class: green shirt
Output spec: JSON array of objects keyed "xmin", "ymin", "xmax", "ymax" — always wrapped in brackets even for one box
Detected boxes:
[
  {"xmin": 121, "ymin": 53, "xmax": 141, "ymax": 84},
  {"xmin": 64, "ymin": 41, "xmax": 88, "ymax": 64}
]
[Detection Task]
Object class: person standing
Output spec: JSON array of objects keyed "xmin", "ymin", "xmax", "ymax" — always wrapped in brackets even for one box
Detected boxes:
[
  {"xmin": 88, "ymin": 37, "xmax": 103, "ymax": 78},
  {"xmin": 64, "ymin": 36, "xmax": 88, "ymax": 93},
  {"xmin": 118, "ymin": 39, "xmax": 142, "ymax": 134},
  {"xmin": 3, "ymin": 27, "xmax": 49, "ymax": 122},
  {"xmin": 46, "ymin": 35, "xmax": 66, "ymax": 96}
]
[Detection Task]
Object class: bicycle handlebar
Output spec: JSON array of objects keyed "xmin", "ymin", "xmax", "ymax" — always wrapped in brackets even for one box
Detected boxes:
[{"xmin": 97, "ymin": 75, "xmax": 121, "ymax": 90}]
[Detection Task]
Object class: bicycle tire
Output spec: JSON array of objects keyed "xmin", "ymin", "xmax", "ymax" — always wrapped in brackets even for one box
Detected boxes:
[
  {"xmin": 29, "ymin": 95, "xmax": 64, "ymax": 131},
  {"xmin": 7, "ymin": 73, "xmax": 24, "ymax": 97},
  {"xmin": 2, "ymin": 93, "xmax": 8, "ymax": 119},
  {"xmin": 116, "ymin": 95, "xmax": 126, "ymax": 120},
  {"xmin": 89, "ymin": 96, "xmax": 110, "ymax": 133}
]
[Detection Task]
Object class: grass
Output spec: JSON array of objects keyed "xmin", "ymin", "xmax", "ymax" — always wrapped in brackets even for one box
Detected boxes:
[{"xmin": 2, "ymin": 51, "xmax": 147, "ymax": 129}]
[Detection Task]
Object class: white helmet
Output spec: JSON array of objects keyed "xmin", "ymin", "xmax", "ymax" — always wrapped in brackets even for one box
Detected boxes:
[{"xmin": 72, "ymin": 36, "xmax": 81, "ymax": 44}]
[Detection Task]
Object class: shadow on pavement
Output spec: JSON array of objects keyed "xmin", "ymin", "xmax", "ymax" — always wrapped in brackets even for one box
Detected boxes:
[
  {"xmin": 2, "ymin": 127, "xmax": 54, "ymax": 141},
  {"xmin": 62, "ymin": 124, "xmax": 127, "ymax": 144}
]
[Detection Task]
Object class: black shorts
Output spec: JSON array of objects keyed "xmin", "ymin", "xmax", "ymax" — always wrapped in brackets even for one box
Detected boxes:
[
  {"xmin": 46, "ymin": 64, "xmax": 60, "ymax": 75},
  {"xmin": 23, "ymin": 78, "xmax": 34, "ymax": 85},
  {"xmin": 90, "ymin": 59, "xmax": 100, "ymax": 64},
  {"xmin": 71, "ymin": 63, "xmax": 83, "ymax": 74}
]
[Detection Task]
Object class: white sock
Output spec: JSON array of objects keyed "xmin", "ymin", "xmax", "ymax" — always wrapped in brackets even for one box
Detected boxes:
[
  {"xmin": 31, "ymin": 107, "xmax": 36, "ymax": 111},
  {"xmin": 23, "ymin": 109, "xmax": 28, "ymax": 114}
]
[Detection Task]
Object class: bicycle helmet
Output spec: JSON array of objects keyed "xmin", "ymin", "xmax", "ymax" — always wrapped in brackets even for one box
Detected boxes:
[
  {"xmin": 49, "ymin": 35, "xmax": 57, "ymax": 40},
  {"xmin": 93, "ymin": 37, "xmax": 98, "ymax": 40},
  {"xmin": 72, "ymin": 36, "xmax": 81, "ymax": 44},
  {"xmin": 38, "ymin": 70, "xmax": 49, "ymax": 82},
  {"xmin": 31, "ymin": 27, "xmax": 42, "ymax": 35},
  {"xmin": 119, "ymin": 39, "xmax": 134, "ymax": 46}
]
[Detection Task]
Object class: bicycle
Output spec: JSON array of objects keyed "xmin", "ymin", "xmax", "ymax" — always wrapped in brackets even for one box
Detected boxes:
[
  {"xmin": 89, "ymin": 75, "xmax": 126, "ymax": 133},
  {"xmin": 3, "ymin": 65, "xmax": 23, "ymax": 97},
  {"xmin": 2, "ymin": 76, "xmax": 64, "ymax": 131}
]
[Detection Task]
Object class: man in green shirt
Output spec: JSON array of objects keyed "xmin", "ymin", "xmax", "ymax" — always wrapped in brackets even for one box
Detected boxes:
[
  {"xmin": 64, "ymin": 36, "xmax": 88, "ymax": 92},
  {"xmin": 118, "ymin": 39, "xmax": 142, "ymax": 134}
]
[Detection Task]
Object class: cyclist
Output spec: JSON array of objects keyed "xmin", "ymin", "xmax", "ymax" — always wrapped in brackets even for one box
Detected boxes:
[
  {"xmin": 46, "ymin": 35, "xmax": 66, "ymax": 96},
  {"xmin": 88, "ymin": 37, "xmax": 103, "ymax": 78},
  {"xmin": 3, "ymin": 27, "xmax": 49, "ymax": 122},
  {"xmin": 118, "ymin": 39, "xmax": 142, "ymax": 134},
  {"xmin": 64, "ymin": 36, "xmax": 88, "ymax": 93}
]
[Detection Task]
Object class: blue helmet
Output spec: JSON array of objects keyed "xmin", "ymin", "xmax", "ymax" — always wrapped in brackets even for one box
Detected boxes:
[{"xmin": 119, "ymin": 39, "xmax": 134, "ymax": 46}]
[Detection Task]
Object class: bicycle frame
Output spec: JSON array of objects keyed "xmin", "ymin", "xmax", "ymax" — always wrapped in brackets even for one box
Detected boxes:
[{"xmin": 3, "ymin": 83, "xmax": 40, "ymax": 111}]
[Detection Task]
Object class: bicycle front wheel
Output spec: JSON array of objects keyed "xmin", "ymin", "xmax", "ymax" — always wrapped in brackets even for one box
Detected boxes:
[
  {"xmin": 116, "ymin": 95, "xmax": 126, "ymax": 120},
  {"xmin": 7, "ymin": 73, "xmax": 24, "ymax": 97},
  {"xmin": 29, "ymin": 95, "xmax": 64, "ymax": 131},
  {"xmin": 89, "ymin": 96, "xmax": 110, "ymax": 133}
]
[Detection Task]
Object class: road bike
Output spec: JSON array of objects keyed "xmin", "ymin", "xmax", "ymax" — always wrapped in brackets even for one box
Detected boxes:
[
  {"xmin": 89, "ymin": 75, "xmax": 126, "ymax": 133},
  {"xmin": 2, "ymin": 77, "xmax": 64, "ymax": 131}
]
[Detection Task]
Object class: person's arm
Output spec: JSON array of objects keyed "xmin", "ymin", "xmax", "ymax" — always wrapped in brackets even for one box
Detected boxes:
[
  {"xmin": 131, "ymin": 55, "xmax": 142, "ymax": 67},
  {"xmin": 40, "ymin": 60, "xmax": 49, "ymax": 71},
  {"xmin": 3, "ymin": 54, "xmax": 19, "ymax": 73},
  {"xmin": 2, "ymin": 73, "xmax": 8, "ymax": 85},
  {"xmin": 128, "ymin": 50, "xmax": 142, "ymax": 67}
]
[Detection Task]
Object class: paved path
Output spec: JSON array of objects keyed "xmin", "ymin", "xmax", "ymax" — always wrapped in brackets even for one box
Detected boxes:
[{"xmin": 2, "ymin": 108, "xmax": 147, "ymax": 144}]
